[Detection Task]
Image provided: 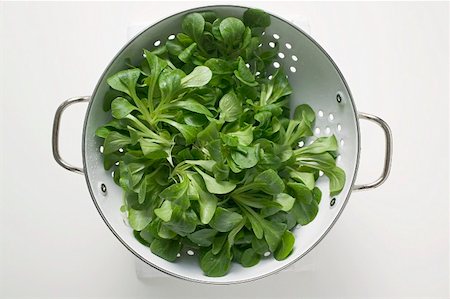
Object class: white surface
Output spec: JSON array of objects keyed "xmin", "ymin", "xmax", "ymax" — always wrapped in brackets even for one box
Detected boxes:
[{"xmin": 0, "ymin": 1, "xmax": 449, "ymax": 298}]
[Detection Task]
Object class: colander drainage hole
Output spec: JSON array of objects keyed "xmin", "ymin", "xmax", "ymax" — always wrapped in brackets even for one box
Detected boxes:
[
  {"xmin": 314, "ymin": 127, "xmax": 321, "ymax": 135},
  {"xmin": 278, "ymin": 52, "xmax": 285, "ymax": 59},
  {"xmin": 298, "ymin": 141, "xmax": 305, "ymax": 147},
  {"xmin": 154, "ymin": 40, "xmax": 161, "ymax": 47},
  {"xmin": 328, "ymin": 113, "xmax": 334, "ymax": 121},
  {"xmin": 291, "ymin": 55, "xmax": 298, "ymax": 61},
  {"xmin": 264, "ymin": 252, "xmax": 271, "ymax": 257},
  {"xmin": 176, "ymin": 253, "xmax": 181, "ymax": 258},
  {"xmin": 337, "ymin": 124, "xmax": 342, "ymax": 131},
  {"xmin": 336, "ymin": 93, "xmax": 343, "ymax": 103},
  {"xmin": 100, "ymin": 183, "xmax": 107, "ymax": 194},
  {"xmin": 340, "ymin": 139, "xmax": 345, "ymax": 147},
  {"xmin": 168, "ymin": 34, "xmax": 175, "ymax": 40},
  {"xmin": 273, "ymin": 62, "xmax": 280, "ymax": 68},
  {"xmin": 318, "ymin": 110, "xmax": 324, "ymax": 117},
  {"xmin": 99, "ymin": 145, "xmax": 104, "ymax": 153},
  {"xmin": 325, "ymin": 126, "xmax": 331, "ymax": 135},
  {"xmin": 330, "ymin": 198, "xmax": 336, "ymax": 207},
  {"xmin": 285, "ymin": 43, "xmax": 292, "ymax": 49},
  {"xmin": 268, "ymin": 41, "xmax": 275, "ymax": 48},
  {"xmin": 187, "ymin": 250, "xmax": 195, "ymax": 256},
  {"xmin": 273, "ymin": 33, "xmax": 280, "ymax": 39},
  {"xmin": 289, "ymin": 66, "xmax": 296, "ymax": 73}
]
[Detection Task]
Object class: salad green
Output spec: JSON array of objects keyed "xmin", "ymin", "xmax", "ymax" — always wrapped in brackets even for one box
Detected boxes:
[{"xmin": 96, "ymin": 8, "xmax": 345, "ymax": 277}]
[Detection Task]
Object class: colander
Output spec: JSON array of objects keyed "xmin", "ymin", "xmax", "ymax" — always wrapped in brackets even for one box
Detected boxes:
[{"xmin": 52, "ymin": 5, "xmax": 393, "ymax": 284}]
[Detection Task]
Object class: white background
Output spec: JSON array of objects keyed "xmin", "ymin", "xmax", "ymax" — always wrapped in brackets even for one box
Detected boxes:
[{"xmin": 0, "ymin": 1, "xmax": 449, "ymax": 298}]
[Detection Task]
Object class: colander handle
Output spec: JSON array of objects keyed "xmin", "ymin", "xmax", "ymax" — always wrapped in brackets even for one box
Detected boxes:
[
  {"xmin": 52, "ymin": 96, "xmax": 90, "ymax": 175},
  {"xmin": 353, "ymin": 112, "xmax": 393, "ymax": 191}
]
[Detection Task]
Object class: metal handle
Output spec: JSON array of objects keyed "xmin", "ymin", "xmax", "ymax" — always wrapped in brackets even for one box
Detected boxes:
[
  {"xmin": 52, "ymin": 96, "xmax": 90, "ymax": 175},
  {"xmin": 353, "ymin": 112, "xmax": 393, "ymax": 191}
]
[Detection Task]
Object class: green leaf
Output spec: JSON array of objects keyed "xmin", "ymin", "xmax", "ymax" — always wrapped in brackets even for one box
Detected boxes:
[
  {"xmin": 187, "ymin": 229, "xmax": 217, "ymax": 246},
  {"xmin": 178, "ymin": 42, "xmax": 197, "ymax": 63},
  {"xmin": 231, "ymin": 145, "xmax": 259, "ymax": 169},
  {"xmin": 199, "ymin": 10, "xmax": 217, "ymax": 22},
  {"xmin": 240, "ymin": 248, "xmax": 260, "ymax": 267},
  {"xmin": 139, "ymin": 138, "xmax": 168, "ymax": 159},
  {"xmin": 312, "ymin": 187, "xmax": 322, "ymax": 204},
  {"xmin": 209, "ymin": 207, "xmax": 243, "ymax": 232},
  {"xmin": 219, "ymin": 17, "xmax": 245, "ymax": 45},
  {"xmin": 296, "ymin": 152, "xmax": 345, "ymax": 196},
  {"xmin": 200, "ymin": 247, "xmax": 231, "ymax": 277},
  {"xmin": 158, "ymin": 68, "xmax": 182, "ymax": 101},
  {"xmin": 296, "ymin": 136, "xmax": 339, "ymax": 155},
  {"xmin": 275, "ymin": 193, "xmax": 296, "ymax": 212},
  {"xmin": 159, "ymin": 179, "xmax": 189, "ymax": 201},
  {"xmin": 171, "ymin": 99, "xmax": 213, "ymax": 117},
  {"xmin": 226, "ymin": 125, "xmax": 253, "ymax": 146},
  {"xmin": 294, "ymin": 104, "xmax": 315, "ymax": 123},
  {"xmin": 103, "ymin": 132, "xmax": 131, "ymax": 155},
  {"xmin": 233, "ymin": 193, "xmax": 281, "ymax": 209},
  {"xmin": 255, "ymin": 169, "xmax": 285, "ymax": 195},
  {"xmin": 195, "ymin": 167, "xmax": 236, "ymax": 194},
  {"xmin": 165, "ymin": 206, "xmax": 198, "ymax": 236},
  {"xmin": 144, "ymin": 49, "xmax": 167, "ymax": 103},
  {"xmin": 234, "ymin": 57, "xmax": 258, "ymax": 87},
  {"xmin": 128, "ymin": 208, "xmax": 152, "ymax": 231},
  {"xmin": 107, "ymin": 68, "xmax": 140, "ymax": 97},
  {"xmin": 111, "ymin": 97, "xmax": 137, "ymax": 119},
  {"xmin": 137, "ymin": 228, "xmax": 154, "ymax": 245},
  {"xmin": 261, "ymin": 219, "xmax": 286, "ymax": 252},
  {"xmin": 166, "ymin": 40, "xmax": 184, "ymax": 56},
  {"xmin": 212, "ymin": 233, "xmax": 227, "ymax": 254},
  {"xmin": 204, "ymin": 58, "xmax": 235, "ymax": 74},
  {"xmin": 325, "ymin": 166, "xmax": 346, "ymax": 196},
  {"xmin": 122, "ymin": 162, "xmax": 146, "ymax": 188},
  {"xmin": 180, "ymin": 66, "xmax": 212, "ymax": 88},
  {"xmin": 150, "ymin": 238, "xmax": 181, "ymax": 262},
  {"xmin": 189, "ymin": 173, "xmax": 218, "ymax": 224},
  {"xmin": 138, "ymin": 178, "xmax": 148, "ymax": 204},
  {"xmin": 182, "ymin": 13, "xmax": 205, "ymax": 42},
  {"xmin": 219, "ymin": 90, "xmax": 242, "ymax": 122},
  {"xmin": 244, "ymin": 210, "xmax": 263, "ymax": 239},
  {"xmin": 252, "ymin": 237, "xmax": 269, "ymax": 255},
  {"xmin": 288, "ymin": 182, "xmax": 313, "ymax": 204},
  {"xmin": 212, "ymin": 161, "xmax": 229, "ymax": 181},
  {"xmin": 289, "ymin": 170, "xmax": 315, "ymax": 190},
  {"xmin": 158, "ymin": 223, "xmax": 177, "ymax": 239},
  {"xmin": 177, "ymin": 32, "xmax": 194, "ymax": 46},
  {"xmin": 154, "ymin": 200, "xmax": 172, "ymax": 222},
  {"xmin": 243, "ymin": 8, "xmax": 271, "ymax": 28},
  {"xmin": 289, "ymin": 184, "xmax": 319, "ymax": 226},
  {"xmin": 197, "ymin": 121, "xmax": 221, "ymax": 144},
  {"xmin": 160, "ymin": 119, "xmax": 199, "ymax": 145},
  {"xmin": 274, "ymin": 230, "xmax": 295, "ymax": 260},
  {"xmin": 227, "ymin": 218, "xmax": 246, "ymax": 247},
  {"xmin": 185, "ymin": 160, "xmax": 216, "ymax": 172}
]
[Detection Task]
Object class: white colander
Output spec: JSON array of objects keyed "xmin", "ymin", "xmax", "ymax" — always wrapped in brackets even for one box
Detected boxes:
[{"xmin": 52, "ymin": 5, "xmax": 393, "ymax": 284}]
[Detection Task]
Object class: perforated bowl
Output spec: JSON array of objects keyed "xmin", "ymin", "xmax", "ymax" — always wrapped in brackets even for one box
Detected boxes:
[{"xmin": 52, "ymin": 5, "xmax": 393, "ymax": 284}]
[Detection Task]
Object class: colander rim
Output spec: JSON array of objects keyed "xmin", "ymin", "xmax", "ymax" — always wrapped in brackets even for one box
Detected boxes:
[{"xmin": 81, "ymin": 4, "xmax": 361, "ymax": 285}]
